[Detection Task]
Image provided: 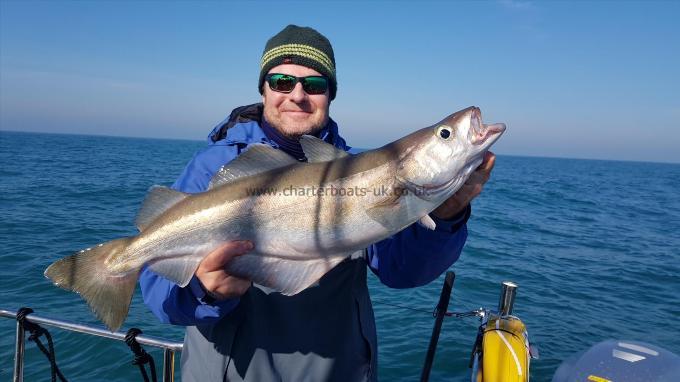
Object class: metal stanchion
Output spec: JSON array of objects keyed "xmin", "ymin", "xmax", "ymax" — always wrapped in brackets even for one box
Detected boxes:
[
  {"xmin": 14, "ymin": 318, "xmax": 26, "ymax": 382},
  {"xmin": 498, "ymin": 281, "xmax": 517, "ymax": 316}
]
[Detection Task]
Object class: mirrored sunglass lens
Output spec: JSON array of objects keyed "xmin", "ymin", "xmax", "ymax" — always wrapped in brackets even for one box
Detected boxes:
[
  {"xmin": 270, "ymin": 75, "xmax": 296, "ymax": 92},
  {"xmin": 302, "ymin": 77, "xmax": 328, "ymax": 94}
]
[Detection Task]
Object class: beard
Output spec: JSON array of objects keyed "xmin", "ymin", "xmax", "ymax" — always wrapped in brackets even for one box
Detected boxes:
[{"xmin": 262, "ymin": 104, "xmax": 329, "ymax": 139}]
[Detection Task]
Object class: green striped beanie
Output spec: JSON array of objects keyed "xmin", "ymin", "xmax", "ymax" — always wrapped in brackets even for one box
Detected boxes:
[{"xmin": 259, "ymin": 25, "xmax": 337, "ymax": 100}]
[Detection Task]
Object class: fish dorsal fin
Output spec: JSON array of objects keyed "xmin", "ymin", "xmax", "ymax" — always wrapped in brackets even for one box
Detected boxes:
[
  {"xmin": 208, "ymin": 144, "xmax": 298, "ymax": 189},
  {"xmin": 135, "ymin": 186, "xmax": 188, "ymax": 231},
  {"xmin": 300, "ymin": 135, "xmax": 349, "ymax": 163}
]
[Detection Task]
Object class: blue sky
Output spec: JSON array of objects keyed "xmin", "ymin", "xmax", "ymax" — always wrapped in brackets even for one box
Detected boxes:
[{"xmin": 1, "ymin": 1, "xmax": 678, "ymax": 163}]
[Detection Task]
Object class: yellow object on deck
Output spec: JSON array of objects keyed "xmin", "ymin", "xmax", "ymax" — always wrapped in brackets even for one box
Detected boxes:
[{"xmin": 480, "ymin": 315, "xmax": 530, "ymax": 382}]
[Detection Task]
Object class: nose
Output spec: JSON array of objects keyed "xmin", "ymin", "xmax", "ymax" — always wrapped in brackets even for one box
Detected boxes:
[{"xmin": 288, "ymin": 82, "xmax": 307, "ymax": 103}]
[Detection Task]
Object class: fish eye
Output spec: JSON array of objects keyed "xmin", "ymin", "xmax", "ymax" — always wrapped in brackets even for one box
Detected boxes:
[{"xmin": 436, "ymin": 125, "xmax": 453, "ymax": 140}]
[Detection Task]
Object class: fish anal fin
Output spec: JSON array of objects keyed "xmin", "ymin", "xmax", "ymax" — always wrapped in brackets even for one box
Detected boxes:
[
  {"xmin": 135, "ymin": 186, "xmax": 188, "ymax": 231},
  {"xmin": 148, "ymin": 255, "xmax": 203, "ymax": 288},
  {"xmin": 209, "ymin": 144, "xmax": 298, "ymax": 189},
  {"xmin": 300, "ymin": 135, "xmax": 350, "ymax": 163},
  {"xmin": 225, "ymin": 253, "xmax": 348, "ymax": 296}
]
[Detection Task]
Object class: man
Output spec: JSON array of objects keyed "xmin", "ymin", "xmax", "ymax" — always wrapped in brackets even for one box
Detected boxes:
[{"xmin": 140, "ymin": 25, "xmax": 495, "ymax": 381}]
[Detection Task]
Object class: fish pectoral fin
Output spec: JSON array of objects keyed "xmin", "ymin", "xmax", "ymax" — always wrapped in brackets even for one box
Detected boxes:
[
  {"xmin": 147, "ymin": 255, "xmax": 203, "ymax": 288},
  {"xmin": 418, "ymin": 214, "xmax": 437, "ymax": 230},
  {"xmin": 135, "ymin": 186, "xmax": 188, "ymax": 231},
  {"xmin": 372, "ymin": 186, "xmax": 406, "ymax": 208},
  {"xmin": 299, "ymin": 135, "xmax": 350, "ymax": 162},
  {"xmin": 208, "ymin": 144, "xmax": 299, "ymax": 189},
  {"xmin": 365, "ymin": 190, "xmax": 408, "ymax": 229}
]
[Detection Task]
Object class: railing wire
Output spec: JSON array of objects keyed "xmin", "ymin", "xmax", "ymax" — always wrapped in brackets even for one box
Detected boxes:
[{"xmin": 1, "ymin": 308, "xmax": 182, "ymax": 382}]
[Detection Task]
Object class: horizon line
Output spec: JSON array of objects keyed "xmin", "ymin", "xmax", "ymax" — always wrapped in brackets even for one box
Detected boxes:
[{"xmin": 2, "ymin": 129, "xmax": 678, "ymax": 166}]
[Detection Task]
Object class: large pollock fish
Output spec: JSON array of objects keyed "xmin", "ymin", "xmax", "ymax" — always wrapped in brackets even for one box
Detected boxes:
[{"xmin": 45, "ymin": 106, "xmax": 505, "ymax": 331}]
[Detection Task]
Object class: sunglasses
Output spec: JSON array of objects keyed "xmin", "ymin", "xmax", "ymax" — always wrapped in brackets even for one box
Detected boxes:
[{"xmin": 265, "ymin": 73, "xmax": 329, "ymax": 95}]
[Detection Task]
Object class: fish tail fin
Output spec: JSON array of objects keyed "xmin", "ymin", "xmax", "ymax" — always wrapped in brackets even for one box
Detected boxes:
[{"xmin": 45, "ymin": 237, "xmax": 137, "ymax": 331}]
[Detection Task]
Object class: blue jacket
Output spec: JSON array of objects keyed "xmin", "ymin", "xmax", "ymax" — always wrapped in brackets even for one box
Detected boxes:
[{"xmin": 139, "ymin": 112, "xmax": 469, "ymax": 325}]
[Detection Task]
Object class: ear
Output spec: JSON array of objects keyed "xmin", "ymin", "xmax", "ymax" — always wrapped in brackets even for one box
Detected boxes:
[{"xmin": 261, "ymin": 81, "xmax": 268, "ymax": 100}]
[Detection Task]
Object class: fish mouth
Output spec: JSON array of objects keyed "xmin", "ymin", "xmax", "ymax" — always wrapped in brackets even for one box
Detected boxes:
[
  {"xmin": 469, "ymin": 108, "xmax": 506, "ymax": 146},
  {"xmin": 474, "ymin": 123, "xmax": 506, "ymax": 146}
]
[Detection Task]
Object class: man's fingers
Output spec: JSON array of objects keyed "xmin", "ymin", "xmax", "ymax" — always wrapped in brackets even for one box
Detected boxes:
[
  {"xmin": 465, "ymin": 152, "xmax": 495, "ymax": 183},
  {"xmin": 203, "ymin": 275, "xmax": 252, "ymax": 300},
  {"xmin": 459, "ymin": 183, "xmax": 482, "ymax": 201},
  {"xmin": 458, "ymin": 183, "xmax": 474, "ymax": 194},
  {"xmin": 464, "ymin": 170, "xmax": 489, "ymax": 187},
  {"xmin": 200, "ymin": 241, "xmax": 254, "ymax": 271},
  {"xmin": 436, "ymin": 151, "xmax": 496, "ymax": 219},
  {"xmin": 477, "ymin": 151, "xmax": 496, "ymax": 173},
  {"xmin": 226, "ymin": 277, "xmax": 252, "ymax": 297}
]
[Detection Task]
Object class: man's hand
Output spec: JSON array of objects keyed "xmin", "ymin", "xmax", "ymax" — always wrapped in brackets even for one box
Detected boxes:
[
  {"xmin": 431, "ymin": 151, "xmax": 496, "ymax": 219},
  {"xmin": 195, "ymin": 241, "xmax": 254, "ymax": 301}
]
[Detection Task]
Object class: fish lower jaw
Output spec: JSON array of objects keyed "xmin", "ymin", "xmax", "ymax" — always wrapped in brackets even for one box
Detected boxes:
[{"xmin": 471, "ymin": 123, "xmax": 506, "ymax": 146}]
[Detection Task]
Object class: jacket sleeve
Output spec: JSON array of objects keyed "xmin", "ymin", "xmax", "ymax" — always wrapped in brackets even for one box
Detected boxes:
[
  {"xmin": 366, "ymin": 205, "xmax": 470, "ymax": 288},
  {"xmin": 138, "ymin": 144, "xmax": 242, "ymax": 325}
]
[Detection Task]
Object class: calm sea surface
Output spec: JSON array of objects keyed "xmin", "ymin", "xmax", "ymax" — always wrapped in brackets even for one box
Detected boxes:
[{"xmin": 1, "ymin": 131, "xmax": 679, "ymax": 381}]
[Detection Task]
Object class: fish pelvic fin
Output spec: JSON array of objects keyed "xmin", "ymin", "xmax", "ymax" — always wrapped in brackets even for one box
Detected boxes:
[
  {"xmin": 418, "ymin": 214, "xmax": 437, "ymax": 230},
  {"xmin": 44, "ymin": 237, "xmax": 137, "ymax": 332}
]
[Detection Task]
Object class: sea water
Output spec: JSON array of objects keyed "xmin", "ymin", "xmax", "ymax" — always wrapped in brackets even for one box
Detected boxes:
[{"xmin": 1, "ymin": 131, "xmax": 679, "ymax": 381}]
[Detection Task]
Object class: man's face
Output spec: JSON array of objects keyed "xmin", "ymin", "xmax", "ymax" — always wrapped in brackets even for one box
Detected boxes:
[{"xmin": 262, "ymin": 64, "xmax": 330, "ymax": 138}]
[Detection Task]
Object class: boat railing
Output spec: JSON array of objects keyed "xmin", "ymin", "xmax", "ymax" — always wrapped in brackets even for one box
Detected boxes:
[{"xmin": 0, "ymin": 308, "xmax": 183, "ymax": 382}]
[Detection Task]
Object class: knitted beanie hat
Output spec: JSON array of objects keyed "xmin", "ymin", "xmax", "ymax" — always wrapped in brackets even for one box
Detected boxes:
[{"xmin": 259, "ymin": 25, "xmax": 337, "ymax": 100}]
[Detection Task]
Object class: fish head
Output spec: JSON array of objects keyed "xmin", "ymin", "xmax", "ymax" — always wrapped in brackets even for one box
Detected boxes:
[{"xmin": 395, "ymin": 106, "xmax": 506, "ymax": 201}]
